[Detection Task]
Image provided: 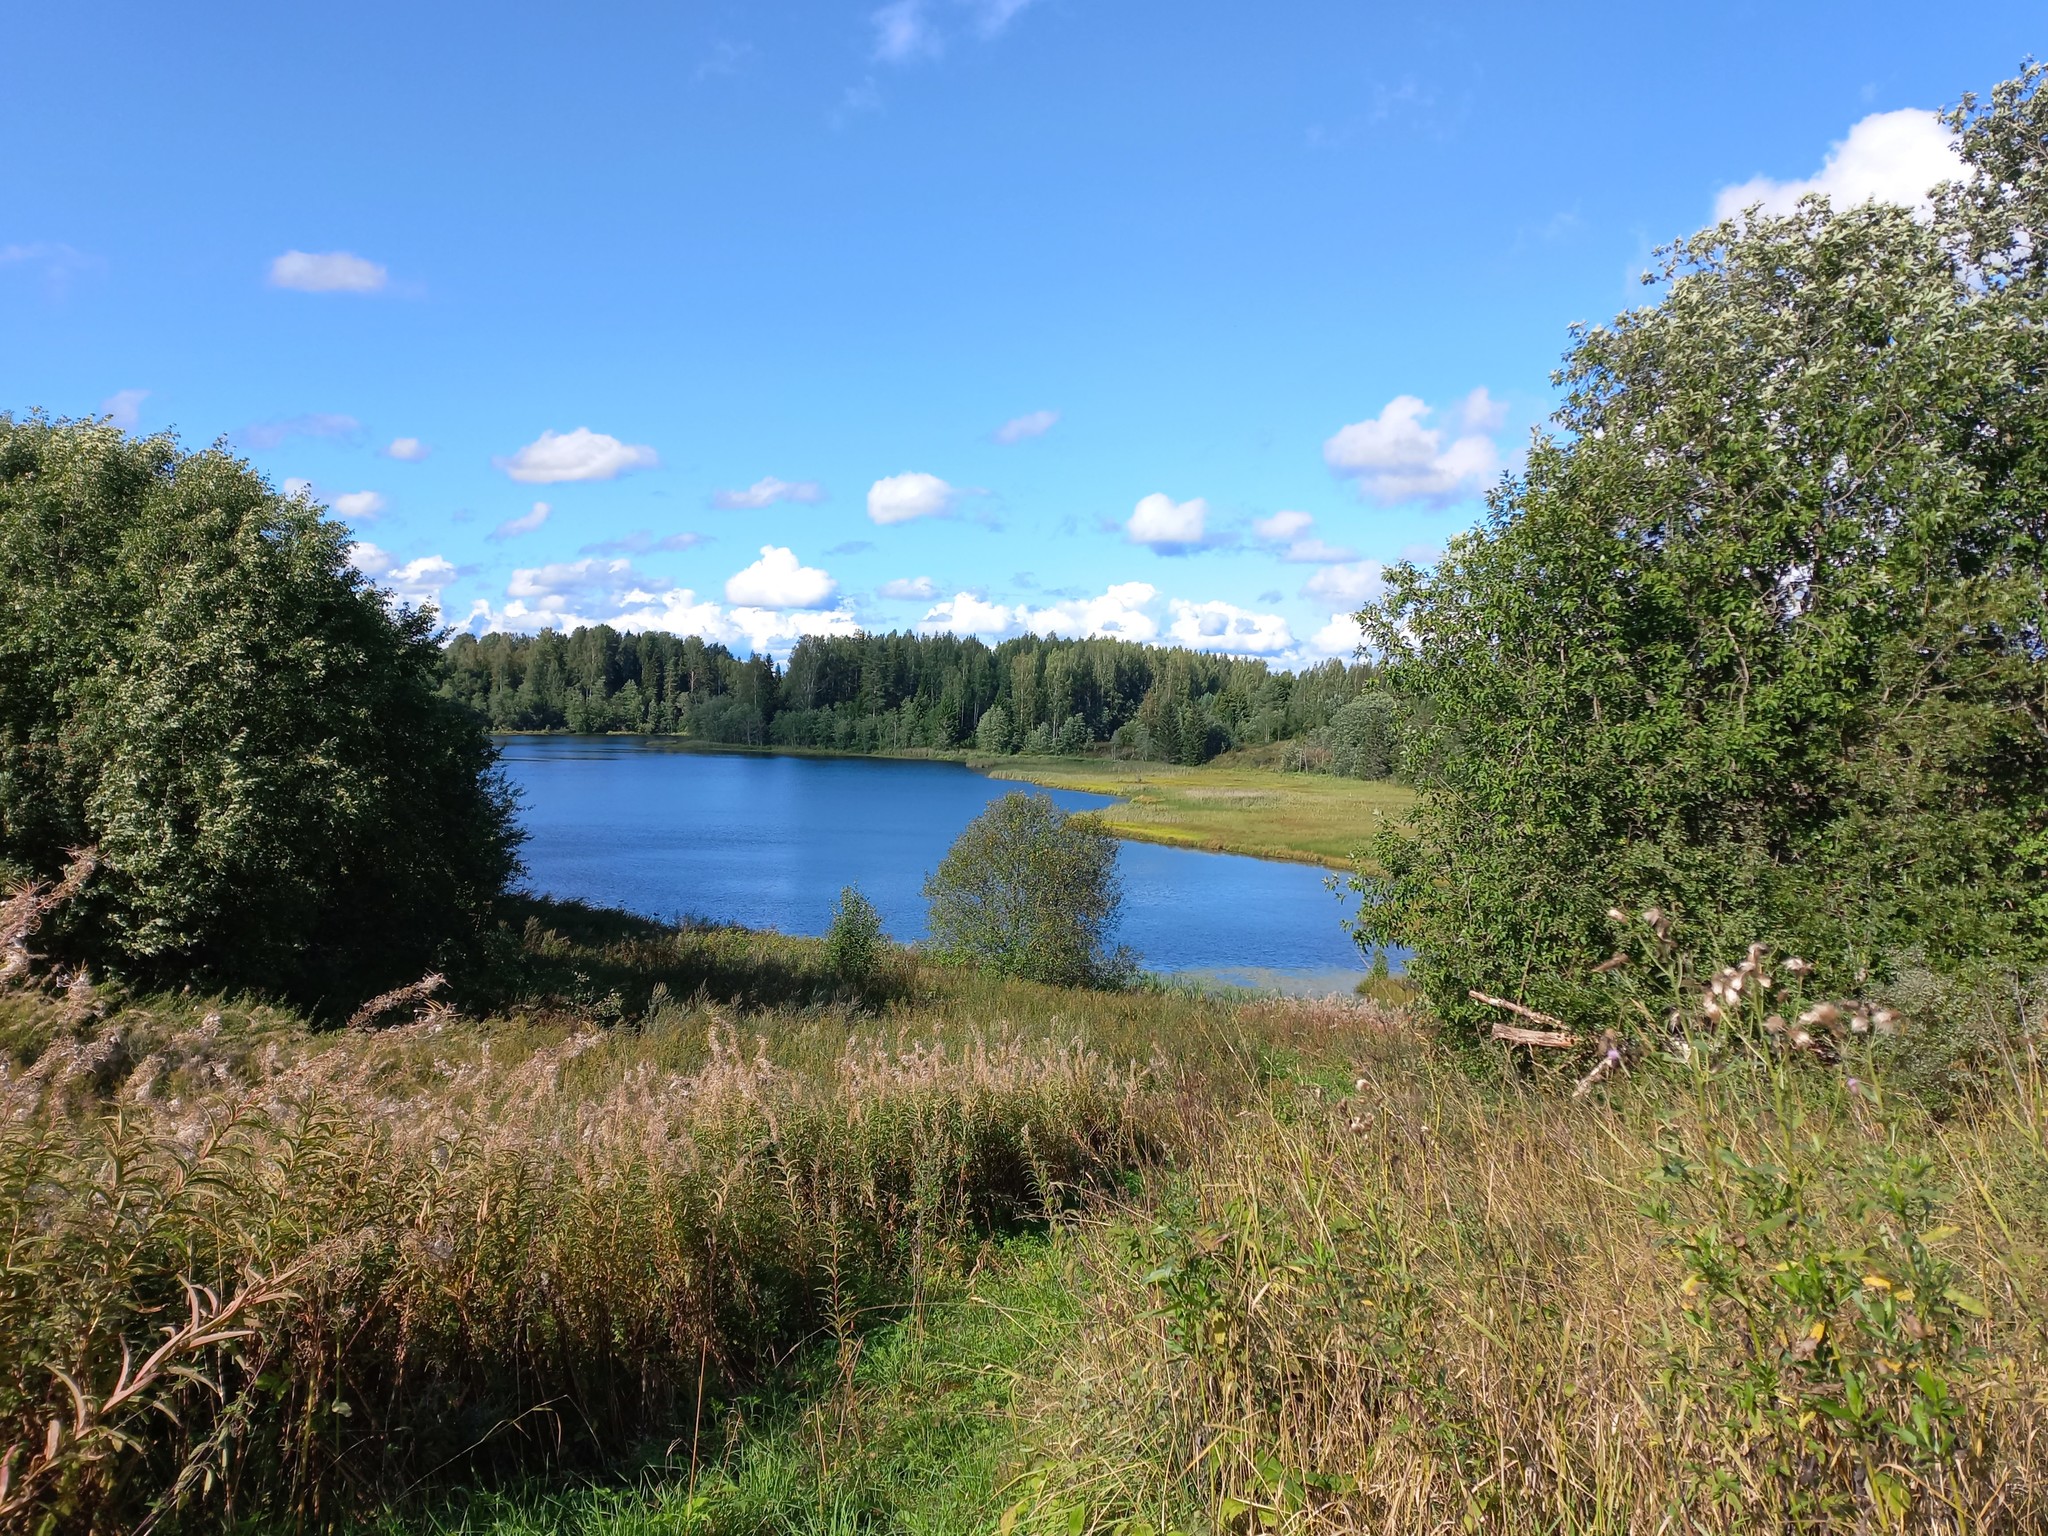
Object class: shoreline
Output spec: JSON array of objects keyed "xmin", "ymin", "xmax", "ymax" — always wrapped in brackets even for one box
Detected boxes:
[{"xmin": 490, "ymin": 731, "xmax": 1408, "ymax": 869}]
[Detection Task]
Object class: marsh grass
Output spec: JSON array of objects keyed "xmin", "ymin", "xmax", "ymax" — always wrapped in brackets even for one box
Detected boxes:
[
  {"xmin": 1008, "ymin": 972, "xmax": 2048, "ymax": 1534},
  {"xmin": 0, "ymin": 900, "xmax": 1287, "ymax": 1533}
]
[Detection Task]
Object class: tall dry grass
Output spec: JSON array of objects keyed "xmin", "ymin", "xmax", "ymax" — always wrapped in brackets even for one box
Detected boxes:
[
  {"xmin": 1015, "ymin": 969, "xmax": 2048, "ymax": 1533},
  {"xmin": 0, "ymin": 962, "xmax": 1195, "ymax": 1533}
]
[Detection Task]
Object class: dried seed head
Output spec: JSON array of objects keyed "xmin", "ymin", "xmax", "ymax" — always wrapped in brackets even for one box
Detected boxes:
[{"xmin": 1798, "ymin": 1002, "xmax": 1842, "ymax": 1030}]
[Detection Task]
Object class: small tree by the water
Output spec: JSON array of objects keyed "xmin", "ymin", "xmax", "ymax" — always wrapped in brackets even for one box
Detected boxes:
[
  {"xmin": 823, "ymin": 884, "xmax": 885, "ymax": 989},
  {"xmin": 922, "ymin": 793, "xmax": 1133, "ymax": 988}
]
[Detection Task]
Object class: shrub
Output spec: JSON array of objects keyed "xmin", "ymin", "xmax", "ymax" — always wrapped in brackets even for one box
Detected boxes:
[
  {"xmin": 823, "ymin": 884, "xmax": 886, "ymax": 989},
  {"xmin": 0, "ymin": 416, "xmax": 520, "ymax": 1006},
  {"xmin": 1355, "ymin": 69, "xmax": 2048, "ymax": 1034},
  {"xmin": 923, "ymin": 793, "xmax": 1133, "ymax": 988}
]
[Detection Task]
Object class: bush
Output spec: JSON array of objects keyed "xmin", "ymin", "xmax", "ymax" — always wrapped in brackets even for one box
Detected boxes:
[
  {"xmin": 1355, "ymin": 69, "xmax": 2048, "ymax": 1034},
  {"xmin": 923, "ymin": 793, "xmax": 1133, "ymax": 988},
  {"xmin": 0, "ymin": 416, "xmax": 520, "ymax": 1005},
  {"xmin": 823, "ymin": 884, "xmax": 886, "ymax": 989}
]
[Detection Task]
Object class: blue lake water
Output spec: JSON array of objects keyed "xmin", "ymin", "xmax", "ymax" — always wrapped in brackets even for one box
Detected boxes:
[{"xmin": 496, "ymin": 737, "xmax": 1380, "ymax": 992}]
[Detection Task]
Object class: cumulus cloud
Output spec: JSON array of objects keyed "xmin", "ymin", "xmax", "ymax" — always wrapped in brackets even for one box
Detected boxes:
[
  {"xmin": 994, "ymin": 408, "xmax": 1058, "ymax": 444},
  {"xmin": 878, "ymin": 576, "xmax": 939, "ymax": 600},
  {"xmin": 1302, "ymin": 560, "xmax": 1386, "ymax": 607},
  {"xmin": 101, "ymin": 389, "xmax": 148, "ymax": 429},
  {"xmin": 919, "ymin": 581, "xmax": 1162, "ymax": 643},
  {"xmin": 710, "ymin": 476, "xmax": 824, "ymax": 509},
  {"xmin": 1126, "ymin": 493, "xmax": 1213, "ymax": 554},
  {"xmin": 1252, "ymin": 509, "xmax": 1357, "ymax": 564},
  {"xmin": 350, "ymin": 541, "xmax": 456, "ymax": 609},
  {"xmin": 1323, "ymin": 394, "xmax": 1500, "ymax": 506},
  {"xmin": 282, "ymin": 478, "xmax": 314, "ymax": 500},
  {"xmin": 268, "ymin": 250, "xmax": 388, "ymax": 293},
  {"xmin": 240, "ymin": 413, "xmax": 362, "ymax": 451},
  {"xmin": 499, "ymin": 427, "xmax": 659, "ymax": 484},
  {"xmin": 868, "ymin": 471, "xmax": 959, "ymax": 525},
  {"xmin": 1310, "ymin": 613, "xmax": 1367, "ymax": 658},
  {"xmin": 1167, "ymin": 599, "xmax": 1295, "ymax": 656},
  {"xmin": 492, "ymin": 501, "xmax": 551, "ymax": 540},
  {"xmin": 1715, "ymin": 109, "xmax": 1960, "ymax": 221},
  {"xmin": 384, "ymin": 436, "xmax": 430, "ymax": 461},
  {"xmin": 330, "ymin": 490, "xmax": 386, "ymax": 521},
  {"xmin": 472, "ymin": 558, "xmax": 858, "ymax": 656},
  {"xmin": 725, "ymin": 546, "xmax": 839, "ymax": 609},
  {"xmin": 1457, "ymin": 386, "xmax": 1507, "ymax": 434}
]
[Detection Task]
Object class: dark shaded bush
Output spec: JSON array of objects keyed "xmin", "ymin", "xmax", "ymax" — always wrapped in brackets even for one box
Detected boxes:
[{"xmin": 0, "ymin": 415, "xmax": 520, "ymax": 1006}]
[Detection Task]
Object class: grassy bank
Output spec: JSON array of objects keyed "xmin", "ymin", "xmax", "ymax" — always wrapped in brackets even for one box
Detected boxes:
[
  {"xmin": 977, "ymin": 756, "xmax": 1413, "ymax": 867},
  {"xmin": 5, "ymin": 909, "xmax": 2044, "ymax": 1533}
]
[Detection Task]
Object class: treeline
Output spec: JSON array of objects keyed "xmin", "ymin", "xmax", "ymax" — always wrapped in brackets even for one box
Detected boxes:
[{"xmin": 439, "ymin": 627, "xmax": 1403, "ymax": 772}]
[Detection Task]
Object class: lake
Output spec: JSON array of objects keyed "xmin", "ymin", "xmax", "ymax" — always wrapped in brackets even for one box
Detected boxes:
[{"xmin": 497, "ymin": 737, "xmax": 1381, "ymax": 993}]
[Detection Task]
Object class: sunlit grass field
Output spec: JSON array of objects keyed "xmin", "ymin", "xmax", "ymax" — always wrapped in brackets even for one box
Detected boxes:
[{"xmin": 975, "ymin": 758, "xmax": 1414, "ymax": 867}]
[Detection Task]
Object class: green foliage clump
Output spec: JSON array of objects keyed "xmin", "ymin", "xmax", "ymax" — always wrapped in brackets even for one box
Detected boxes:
[
  {"xmin": 0, "ymin": 415, "xmax": 519, "ymax": 1004},
  {"xmin": 824, "ymin": 883, "xmax": 887, "ymax": 990},
  {"xmin": 923, "ymin": 793, "xmax": 1133, "ymax": 988},
  {"xmin": 1357, "ymin": 69, "xmax": 2048, "ymax": 1032}
]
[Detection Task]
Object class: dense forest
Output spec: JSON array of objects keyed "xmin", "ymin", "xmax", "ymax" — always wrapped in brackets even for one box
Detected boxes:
[{"xmin": 438, "ymin": 627, "xmax": 1407, "ymax": 774}]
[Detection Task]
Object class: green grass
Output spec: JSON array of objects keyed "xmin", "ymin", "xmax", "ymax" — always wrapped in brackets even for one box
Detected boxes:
[
  {"xmin": 364, "ymin": 1236, "xmax": 1076, "ymax": 1536},
  {"xmin": 975, "ymin": 757, "xmax": 1414, "ymax": 867}
]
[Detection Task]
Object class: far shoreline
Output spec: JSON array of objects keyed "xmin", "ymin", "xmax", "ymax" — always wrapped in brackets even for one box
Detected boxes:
[{"xmin": 489, "ymin": 731, "xmax": 1410, "ymax": 870}]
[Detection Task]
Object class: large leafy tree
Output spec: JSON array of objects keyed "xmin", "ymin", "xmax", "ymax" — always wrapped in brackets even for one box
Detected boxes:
[
  {"xmin": 923, "ymin": 793, "xmax": 1132, "ymax": 987},
  {"xmin": 1356, "ymin": 67, "xmax": 2048, "ymax": 1032},
  {"xmin": 0, "ymin": 416, "xmax": 520, "ymax": 1004}
]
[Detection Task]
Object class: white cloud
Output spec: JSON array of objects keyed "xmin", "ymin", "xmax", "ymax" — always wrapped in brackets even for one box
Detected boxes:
[
  {"xmin": 384, "ymin": 436, "xmax": 430, "ymax": 461},
  {"xmin": 710, "ymin": 476, "xmax": 824, "ymax": 509},
  {"xmin": 330, "ymin": 490, "xmax": 386, "ymax": 521},
  {"xmin": 871, "ymin": 0, "xmax": 939, "ymax": 61},
  {"xmin": 1021, "ymin": 582, "xmax": 1161, "ymax": 641},
  {"xmin": 918, "ymin": 581, "xmax": 1162, "ymax": 643},
  {"xmin": 725, "ymin": 545, "xmax": 839, "ymax": 609},
  {"xmin": 492, "ymin": 501, "xmax": 551, "ymax": 540},
  {"xmin": 1715, "ymin": 109, "xmax": 1960, "ymax": 221},
  {"xmin": 1303, "ymin": 560, "xmax": 1386, "ymax": 607},
  {"xmin": 878, "ymin": 576, "xmax": 939, "ymax": 600},
  {"xmin": 1323, "ymin": 395, "xmax": 1500, "ymax": 507},
  {"xmin": 268, "ymin": 250, "xmax": 388, "ymax": 293},
  {"xmin": 101, "ymin": 389, "xmax": 148, "ymax": 429},
  {"xmin": 1126, "ymin": 493, "xmax": 1212, "ymax": 554},
  {"xmin": 1167, "ymin": 599, "xmax": 1295, "ymax": 656},
  {"xmin": 350, "ymin": 541, "xmax": 456, "ymax": 609},
  {"xmin": 473, "ymin": 563, "xmax": 859, "ymax": 657},
  {"xmin": 1457, "ymin": 386, "xmax": 1507, "ymax": 434},
  {"xmin": 282, "ymin": 478, "xmax": 315, "ymax": 500},
  {"xmin": 1253, "ymin": 510, "xmax": 1313, "ymax": 543},
  {"xmin": 867, "ymin": 471, "xmax": 959, "ymax": 525},
  {"xmin": 499, "ymin": 427, "xmax": 659, "ymax": 484},
  {"xmin": 1251, "ymin": 509, "xmax": 1357, "ymax": 564},
  {"xmin": 241, "ymin": 413, "xmax": 362, "ymax": 451},
  {"xmin": 1310, "ymin": 613, "xmax": 1367, "ymax": 658},
  {"xmin": 917, "ymin": 592, "xmax": 1018, "ymax": 638},
  {"xmin": 994, "ymin": 408, "xmax": 1058, "ymax": 444}
]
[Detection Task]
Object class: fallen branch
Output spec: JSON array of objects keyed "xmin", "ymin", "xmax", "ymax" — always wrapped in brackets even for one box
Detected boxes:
[
  {"xmin": 1489, "ymin": 1022, "xmax": 1582, "ymax": 1049},
  {"xmin": 1469, "ymin": 990, "xmax": 1579, "ymax": 1045}
]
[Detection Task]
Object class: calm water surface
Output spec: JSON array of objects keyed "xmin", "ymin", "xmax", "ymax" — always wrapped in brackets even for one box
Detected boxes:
[{"xmin": 498, "ymin": 737, "xmax": 1377, "ymax": 990}]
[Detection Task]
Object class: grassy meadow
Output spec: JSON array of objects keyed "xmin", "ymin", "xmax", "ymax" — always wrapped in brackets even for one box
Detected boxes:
[
  {"xmin": 5, "ymin": 900, "xmax": 2045, "ymax": 1534},
  {"xmin": 975, "ymin": 757, "xmax": 1414, "ymax": 867}
]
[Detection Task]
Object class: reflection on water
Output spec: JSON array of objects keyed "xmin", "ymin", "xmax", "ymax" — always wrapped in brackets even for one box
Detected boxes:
[{"xmin": 497, "ymin": 737, "xmax": 1387, "ymax": 992}]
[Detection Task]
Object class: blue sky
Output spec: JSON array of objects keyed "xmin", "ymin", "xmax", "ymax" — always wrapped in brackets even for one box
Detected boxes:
[{"xmin": 3, "ymin": 2, "xmax": 2034, "ymax": 665}]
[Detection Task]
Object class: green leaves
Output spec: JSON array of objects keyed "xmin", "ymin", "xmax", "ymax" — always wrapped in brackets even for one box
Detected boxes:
[
  {"xmin": 1355, "ymin": 70, "xmax": 2048, "ymax": 1031},
  {"xmin": 923, "ymin": 792, "xmax": 1134, "ymax": 989},
  {"xmin": 0, "ymin": 415, "xmax": 519, "ymax": 1005}
]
